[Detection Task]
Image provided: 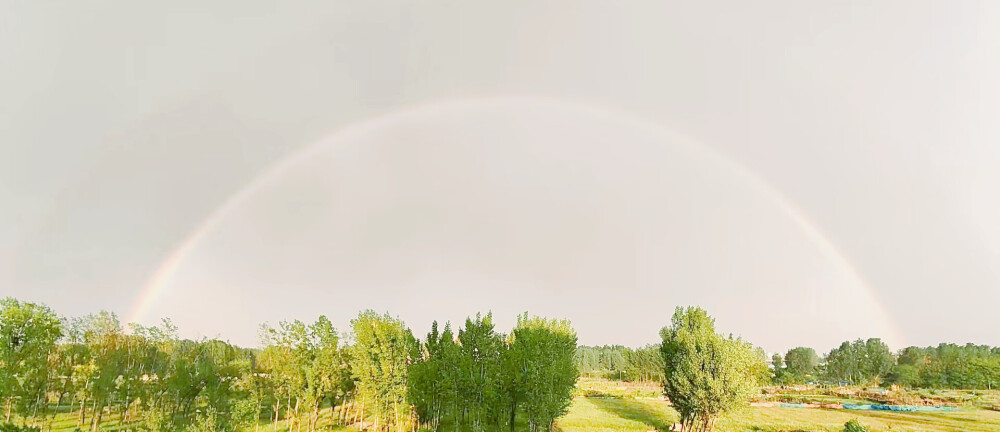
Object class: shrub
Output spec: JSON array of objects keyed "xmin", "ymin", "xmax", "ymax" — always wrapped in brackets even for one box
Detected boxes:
[
  {"xmin": 843, "ymin": 419, "xmax": 870, "ymax": 432},
  {"xmin": 0, "ymin": 425, "xmax": 40, "ymax": 432}
]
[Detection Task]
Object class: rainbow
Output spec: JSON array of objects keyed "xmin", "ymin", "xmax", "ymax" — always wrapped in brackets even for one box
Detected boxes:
[{"xmin": 126, "ymin": 95, "xmax": 906, "ymax": 347}]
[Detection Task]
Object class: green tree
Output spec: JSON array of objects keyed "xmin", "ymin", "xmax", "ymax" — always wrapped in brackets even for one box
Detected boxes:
[
  {"xmin": 780, "ymin": 347, "xmax": 820, "ymax": 384},
  {"xmin": 505, "ymin": 313, "xmax": 577, "ymax": 432},
  {"xmin": 770, "ymin": 354, "xmax": 784, "ymax": 383},
  {"xmin": 825, "ymin": 339, "xmax": 893, "ymax": 385},
  {"xmin": 659, "ymin": 307, "xmax": 766, "ymax": 432},
  {"xmin": 305, "ymin": 316, "xmax": 349, "ymax": 431},
  {"xmin": 0, "ymin": 298, "xmax": 64, "ymax": 425},
  {"xmin": 408, "ymin": 321, "xmax": 443, "ymax": 429},
  {"xmin": 349, "ymin": 311, "xmax": 414, "ymax": 432},
  {"xmin": 456, "ymin": 313, "xmax": 504, "ymax": 431}
]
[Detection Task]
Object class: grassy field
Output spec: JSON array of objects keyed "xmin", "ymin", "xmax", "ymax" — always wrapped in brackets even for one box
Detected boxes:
[
  {"xmin": 558, "ymin": 378, "xmax": 1000, "ymax": 432},
  {"xmin": 19, "ymin": 379, "xmax": 1000, "ymax": 432},
  {"xmin": 557, "ymin": 395, "xmax": 1000, "ymax": 432}
]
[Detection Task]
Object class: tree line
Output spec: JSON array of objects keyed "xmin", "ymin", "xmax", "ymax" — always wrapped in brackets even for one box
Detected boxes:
[
  {"xmin": 574, "ymin": 345, "xmax": 663, "ymax": 382},
  {"xmin": 0, "ymin": 298, "xmax": 577, "ymax": 432},
  {"xmin": 772, "ymin": 339, "xmax": 1000, "ymax": 389},
  {"xmin": 576, "ymin": 333, "xmax": 1000, "ymax": 391},
  {"xmin": 5, "ymin": 295, "xmax": 999, "ymax": 432}
]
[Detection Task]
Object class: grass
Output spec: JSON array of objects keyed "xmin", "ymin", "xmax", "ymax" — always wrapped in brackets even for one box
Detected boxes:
[
  {"xmin": 557, "ymin": 397, "xmax": 1000, "ymax": 432},
  {"xmin": 560, "ymin": 379, "xmax": 1000, "ymax": 432},
  {"xmin": 574, "ymin": 377, "xmax": 663, "ymax": 399},
  {"xmin": 25, "ymin": 403, "xmax": 1000, "ymax": 432},
  {"xmin": 16, "ymin": 380, "xmax": 1000, "ymax": 432}
]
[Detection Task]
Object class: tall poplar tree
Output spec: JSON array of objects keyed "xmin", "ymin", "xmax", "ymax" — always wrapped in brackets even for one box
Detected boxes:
[
  {"xmin": 349, "ymin": 311, "xmax": 414, "ymax": 432},
  {"xmin": 505, "ymin": 313, "xmax": 577, "ymax": 432}
]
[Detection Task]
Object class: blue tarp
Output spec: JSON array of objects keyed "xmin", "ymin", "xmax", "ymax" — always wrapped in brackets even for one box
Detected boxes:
[{"xmin": 843, "ymin": 403, "xmax": 957, "ymax": 412}]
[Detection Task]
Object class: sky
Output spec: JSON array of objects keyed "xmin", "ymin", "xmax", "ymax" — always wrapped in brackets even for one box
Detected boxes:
[{"xmin": 2, "ymin": 1, "xmax": 999, "ymax": 354}]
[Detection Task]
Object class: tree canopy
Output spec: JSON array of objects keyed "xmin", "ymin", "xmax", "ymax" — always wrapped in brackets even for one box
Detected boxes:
[{"xmin": 659, "ymin": 307, "xmax": 767, "ymax": 432}]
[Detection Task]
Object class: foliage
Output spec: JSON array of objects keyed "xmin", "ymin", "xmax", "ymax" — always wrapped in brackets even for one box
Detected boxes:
[
  {"xmin": 349, "ymin": 310, "xmax": 414, "ymax": 432},
  {"xmin": 659, "ymin": 307, "xmax": 767, "ymax": 432},
  {"xmin": 886, "ymin": 343, "xmax": 1000, "ymax": 389},
  {"xmin": 259, "ymin": 315, "xmax": 351, "ymax": 432},
  {"xmin": 410, "ymin": 313, "xmax": 578, "ymax": 432},
  {"xmin": 843, "ymin": 418, "xmax": 869, "ymax": 432},
  {"xmin": 5, "ymin": 295, "xmax": 1000, "ymax": 432},
  {"xmin": 0, "ymin": 298, "xmax": 64, "ymax": 422},
  {"xmin": 0, "ymin": 425, "xmax": 39, "ymax": 432},
  {"xmin": 185, "ymin": 403, "xmax": 221, "ymax": 432},
  {"xmin": 824, "ymin": 339, "xmax": 894, "ymax": 385},
  {"xmin": 506, "ymin": 313, "xmax": 578, "ymax": 432},
  {"xmin": 774, "ymin": 347, "xmax": 820, "ymax": 384},
  {"xmin": 575, "ymin": 345, "xmax": 663, "ymax": 382}
]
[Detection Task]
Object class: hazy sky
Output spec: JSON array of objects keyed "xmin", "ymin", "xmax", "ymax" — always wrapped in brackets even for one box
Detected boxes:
[{"xmin": 2, "ymin": 1, "xmax": 999, "ymax": 353}]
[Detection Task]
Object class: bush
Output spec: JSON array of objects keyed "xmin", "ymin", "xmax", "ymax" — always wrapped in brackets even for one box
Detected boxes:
[
  {"xmin": 0, "ymin": 425, "xmax": 40, "ymax": 432},
  {"xmin": 843, "ymin": 419, "xmax": 869, "ymax": 432},
  {"xmin": 141, "ymin": 404, "xmax": 177, "ymax": 432}
]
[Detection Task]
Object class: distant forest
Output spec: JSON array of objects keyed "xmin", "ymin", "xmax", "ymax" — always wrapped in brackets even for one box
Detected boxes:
[{"xmin": 576, "ymin": 341, "xmax": 1000, "ymax": 389}]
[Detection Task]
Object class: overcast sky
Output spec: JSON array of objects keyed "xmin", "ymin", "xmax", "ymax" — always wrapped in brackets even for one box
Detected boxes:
[{"xmin": 2, "ymin": 1, "xmax": 999, "ymax": 353}]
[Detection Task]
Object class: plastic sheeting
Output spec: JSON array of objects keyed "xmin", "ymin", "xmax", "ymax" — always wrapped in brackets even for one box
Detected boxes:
[{"xmin": 842, "ymin": 403, "xmax": 958, "ymax": 412}]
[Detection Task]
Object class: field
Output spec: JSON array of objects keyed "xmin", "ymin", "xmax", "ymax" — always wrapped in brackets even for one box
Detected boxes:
[
  {"xmin": 557, "ymin": 378, "xmax": 1000, "ymax": 432},
  {"xmin": 18, "ymin": 379, "xmax": 1000, "ymax": 432}
]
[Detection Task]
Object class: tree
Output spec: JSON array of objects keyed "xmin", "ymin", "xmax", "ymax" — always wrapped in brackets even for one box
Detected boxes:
[
  {"xmin": 886, "ymin": 343, "xmax": 1000, "ymax": 389},
  {"xmin": 885, "ymin": 364, "xmax": 921, "ymax": 388},
  {"xmin": 574, "ymin": 345, "xmax": 663, "ymax": 382},
  {"xmin": 0, "ymin": 298, "xmax": 64, "ymax": 425},
  {"xmin": 824, "ymin": 339, "xmax": 893, "ymax": 385},
  {"xmin": 305, "ymin": 316, "xmax": 349, "ymax": 431},
  {"xmin": 80, "ymin": 312, "xmax": 125, "ymax": 432},
  {"xmin": 780, "ymin": 347, "xmax": 820, "ymax": 384},
  {"xmin": 505, "ymin": 313, "xmax": 577, "ymax": 432},
  {"xmin": 659, "ymin": 307, "xmax": 766, "ymax": 432},
  {"xmin": 861, "ymin": 339, "xmax": 894, "ymax": 383},
  {"xmin": 349, "ymin": 311, "xmax": 414, "ymax": 432},
  {"xmin": 456, "ymin": 313, "xmax": 504, "ymax": 431},
  {"xmin": 770, "ymin": 354, "xmax": 784, "ymax": 383},
  {"xmin": 408, "ymin": 321, "xmax": 442, "ymax": 429}
]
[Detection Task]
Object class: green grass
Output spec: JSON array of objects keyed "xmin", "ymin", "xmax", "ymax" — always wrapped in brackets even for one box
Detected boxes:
[
  {"xmin": 18, "ymin": 401, "xmax": 1000, "ymax": 432},
  {"xmin": 556, "ymin": 397, "xmax": 1000, "ymax": 432},
  {"xmin": 17, "ymin": 380, "xmax": 1000, "ymax": 432},
  {"xmin": 574, "ymin": 377, "xmax": 663, "ymax": 399}
]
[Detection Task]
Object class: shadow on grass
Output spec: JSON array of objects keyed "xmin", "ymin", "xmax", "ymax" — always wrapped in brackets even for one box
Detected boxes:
[
  {"xmin": 855, "ymin": 409, "xmax": 982, "ymax": 427},
  {"xmin": 589, "ymin": 398, "xmax": 675, "ymax": 432}
]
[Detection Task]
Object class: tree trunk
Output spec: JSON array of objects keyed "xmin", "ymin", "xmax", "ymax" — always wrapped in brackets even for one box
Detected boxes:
[
  {"xmin": 357, "ymin": 396, "xmax": 365, "ymax": 426},
  {"xmin": 312, "ymin": 402, "xmax": 320, "ymax": 432},
  {"xmin": 91, "ymin": 403, "xmax": 103, "ymax": 432},
  {"xmin": 273, "ymin": 399, "xmax": 281, "ymax": 431},
  {"xmin": 508, "ymin": 392, "xmax": 518, "ymax": 432},
  {"xmin": 393, "ymin": 400, "xmax": 399, "ymax": 432},
  {"xmin": 78, "ymin": 397, "xmax": 87, "ymax": 426}
]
